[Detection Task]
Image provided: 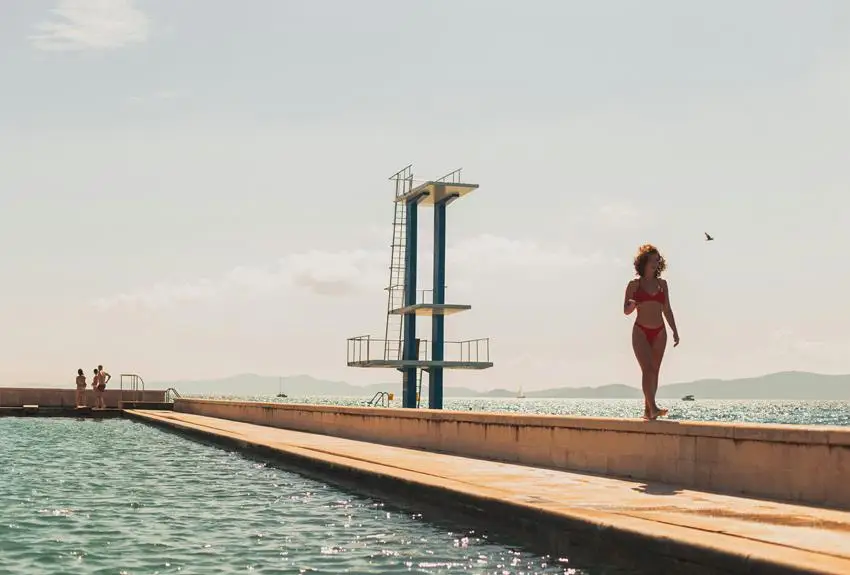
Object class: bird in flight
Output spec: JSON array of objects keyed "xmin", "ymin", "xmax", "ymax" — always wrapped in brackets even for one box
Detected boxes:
[{"xmin": 704, "ymin": 232, "xmax": 715, "ymax": 241}]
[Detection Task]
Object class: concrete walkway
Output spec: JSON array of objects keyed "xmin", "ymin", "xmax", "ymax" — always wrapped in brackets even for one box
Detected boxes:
[{"xmin": 128, "ymin": 409, "xmax": 850, "ymax": 575}]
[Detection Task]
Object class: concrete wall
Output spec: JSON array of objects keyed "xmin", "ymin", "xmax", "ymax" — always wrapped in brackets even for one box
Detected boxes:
[
  {"xmin": 174, "ymin": 398, "xmax": 850, "ymax": 509},
  {"xmin": 0, "ymin": 387, "xmax": 167, "ymax": 408}
]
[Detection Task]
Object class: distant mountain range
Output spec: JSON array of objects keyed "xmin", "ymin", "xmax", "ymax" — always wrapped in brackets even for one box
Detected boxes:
[{"xmin": 145, "ymin": 371, "xmax": 850, "ymax": 400}]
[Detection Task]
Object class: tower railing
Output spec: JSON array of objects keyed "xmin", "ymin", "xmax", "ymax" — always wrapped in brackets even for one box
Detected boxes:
[
  {"xmin": 454, "ymin": 338, "xmax": 490, "ymax": 363},
  {"xmin": 120, "ymin": 373, "xmax": 145, "ymax": 403},
  {"xmin": 434, "ymin": 168, "xmax": 464, "ymax": 184},
  {"xmin": 347, "ymin": 336, "xmax": 430, "ymax": 365},
  {"xmin": 408, "ymin": 288, "xmax": 449, "ymax": 305},
  {"xmin": 347, "ymin": 336, "xmax": 489, "ymax": 365}
]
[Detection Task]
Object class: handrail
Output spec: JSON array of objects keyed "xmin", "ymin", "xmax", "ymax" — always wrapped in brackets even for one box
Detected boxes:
[
  {"xmin": 347, "ymin": 336, "xmax": 431, "ymax": 364},
  {"xmin": 347, "ymin": 335, "xmax": 488, "ymax": 364},
  {"xmin": 165, "ymin": 387, "xmax": 182, "ymax": 403},
  {"xmin": 366, "ymin": 391, "xmax": 393, "ymax": 408},
  {"xmin": 120, "ymin": 373, "xmax": 146, "ymax": 403}
]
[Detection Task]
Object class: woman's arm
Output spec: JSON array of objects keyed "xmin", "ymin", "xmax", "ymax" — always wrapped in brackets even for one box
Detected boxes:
[
  {"xmin": 661, "ymin": 279, "xmax": 680, "ymax": 345},
  {"xmin": 623, "ymin": 280, "xmax": 638, "ymax": 315}
]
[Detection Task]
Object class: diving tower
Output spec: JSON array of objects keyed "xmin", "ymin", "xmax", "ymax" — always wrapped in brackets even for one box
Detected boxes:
[{"xmin": 346, "ymin": 165, "xmax": 493, "ymax": 409}]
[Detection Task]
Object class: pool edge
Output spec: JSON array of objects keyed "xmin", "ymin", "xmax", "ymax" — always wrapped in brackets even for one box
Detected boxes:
[{"xmin": 125, "ymin": 410, "xmax": 842, "ymax": 575}]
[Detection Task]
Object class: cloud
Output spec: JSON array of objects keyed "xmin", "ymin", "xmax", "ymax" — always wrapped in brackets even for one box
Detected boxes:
[
  {"xmin": 769, "ymin": 328, "xmax": 850, "ymax": 362},
  {"xmin": 91, "ymin": 248, "xmax": 387, "ymax": 311},
  {"xmin": 125, "ymin": 90, "xmax": 188, "ymax": 106},
  {"xmin": 448, "ymin": 234, "xmax": 611, "ymax": 269},
  {"xmin": 30, "ymin": 0, "xmax": 150, "ymax": 52},
  {"xmin": 90, "ymin": 235, "xmax": 615, "ymax": 311},
  {"xmin": 595, "ymin": 201, "xmax": 645, "ymax": 228}
]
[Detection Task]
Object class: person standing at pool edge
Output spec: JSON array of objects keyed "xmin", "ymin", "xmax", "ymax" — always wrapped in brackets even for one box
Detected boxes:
[
  {"xmin": 75, "ymin": 368, "xmax": 87, "ymax": 407},
  {"xmin": 92, "ymin": 366, "xmax": 107, "ymax": 409},
  {"xmin": 98, "ymin": 365, "xmax": 111, "ymax": 388},
  {"xmin": 623, "ymin": 244, "xmax": 680, "ymax": 420}
]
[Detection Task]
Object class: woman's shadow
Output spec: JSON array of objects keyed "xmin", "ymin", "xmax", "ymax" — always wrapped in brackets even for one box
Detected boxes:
[{"xmin": 632, "ymin": 482, "xmax": 684, "ymax": 496}]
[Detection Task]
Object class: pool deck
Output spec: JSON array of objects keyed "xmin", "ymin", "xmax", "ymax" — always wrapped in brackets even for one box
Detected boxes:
[{"xmin": 128, "ymin": 409, "xmax": 850, "ymax": 575}]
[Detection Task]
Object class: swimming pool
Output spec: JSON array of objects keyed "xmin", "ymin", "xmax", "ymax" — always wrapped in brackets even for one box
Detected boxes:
[{"xmin": 0, "ymin": 418, "xmax": 640, "ymax": 574}]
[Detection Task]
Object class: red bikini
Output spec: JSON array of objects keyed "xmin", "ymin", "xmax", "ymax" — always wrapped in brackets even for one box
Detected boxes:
[{"xmin": 633, "ymin": 283, "xmax": 666, "ymax": 344}]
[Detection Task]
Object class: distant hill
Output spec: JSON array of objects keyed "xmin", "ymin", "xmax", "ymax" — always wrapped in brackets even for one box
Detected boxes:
[
  {"xmin": 655, "ymin": 371, "xmax": 850, "ymax": 400},
  {"xmin": 152, "ymin": 373, "xmax": 484, "ymax": 399},
  {"xmin": 519, "ymin": 384, "xmax": 642, "ymax": 399},
  {"xmin": 145, "ymin": 370, "xmax": 850, "ymax": 400}
]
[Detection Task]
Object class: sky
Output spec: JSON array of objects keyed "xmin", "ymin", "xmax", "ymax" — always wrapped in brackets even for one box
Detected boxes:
[{"xmin": 1, "ymin": 0, "xmax": 849, "ymax": 391}]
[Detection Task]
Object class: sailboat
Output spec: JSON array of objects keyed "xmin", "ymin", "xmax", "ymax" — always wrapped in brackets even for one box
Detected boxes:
[
  {"xmin": 276, "ymin": 376, "xmax": 288, "ymax": 398},
  {"xmin": 517, "ymin": 386, "xmax": 526, "ymax": 399}
]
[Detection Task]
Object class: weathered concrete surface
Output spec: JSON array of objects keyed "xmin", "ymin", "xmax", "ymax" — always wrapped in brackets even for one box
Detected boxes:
[
  {"xmin": 130, "ymin": 409, "xmax": 850, "ymax": 575},
  {"xmin": 0, "ymin": 387, "xmax": 167, "ymax": 409},
  {"xmin": 174, "ymin": 398, "xmax": 850, "ymax": 509}
]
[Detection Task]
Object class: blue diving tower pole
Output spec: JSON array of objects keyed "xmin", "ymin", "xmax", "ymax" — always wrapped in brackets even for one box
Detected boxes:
[
  {"xmin": 402, "ymin": 193, "xmax": 422, "ymax": 409},
  {"xmin": 429, "ymin": 185, "xmax": 459, "ymax": 410}
]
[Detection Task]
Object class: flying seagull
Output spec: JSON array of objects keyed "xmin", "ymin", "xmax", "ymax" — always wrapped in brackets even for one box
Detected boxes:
[{"xmin": 704, "ymin": 232, "xmax": 714, "ymax": 241}]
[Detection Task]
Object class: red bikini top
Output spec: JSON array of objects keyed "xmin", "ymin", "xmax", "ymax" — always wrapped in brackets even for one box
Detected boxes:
[{"xmin": 633, "ymin": 282, "xmax": 666, "ymax": 304}]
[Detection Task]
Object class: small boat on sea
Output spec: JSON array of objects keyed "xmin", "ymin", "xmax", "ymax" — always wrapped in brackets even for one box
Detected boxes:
[
  {"xmin": 517, "ymin": 386, "xmax": 526, "ymax": 399},
  {"xmin": 277, "ymin": 376, "xmax": 288, "ymax": 398},
  {"xmin": 681, "ymin": 394, "xmax": 695, "ymax": 401}
]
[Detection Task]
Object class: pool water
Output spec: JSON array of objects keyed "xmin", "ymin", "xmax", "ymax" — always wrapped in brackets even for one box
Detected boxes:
[{"xmin": 0, "ymin": 418, "xmax": 640, "ymax": 574}]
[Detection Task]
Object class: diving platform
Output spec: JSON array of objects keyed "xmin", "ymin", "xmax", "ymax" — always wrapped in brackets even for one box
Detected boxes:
[
  {"xmin": 350, "ymin": 360, "xmax": 492, "ymax": 370},
  {"xmin": 396, "ymin": 181, "xmax": 479, "ymax": 205},
  {"xmin": 389, "ymin": 303, "xmax": 471, "ymax": 316},
  {"xmin": 346, "ymin": 336, "xmax": 493, "ymax": 370},
  {"xmin": 388, "ymin": 289, "xmax": 470, "ymax": 316}
]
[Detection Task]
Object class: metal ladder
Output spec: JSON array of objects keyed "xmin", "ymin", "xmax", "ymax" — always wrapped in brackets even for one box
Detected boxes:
[
  {"xmin": 416, "ymin": 369, "xmax": 424, "ymax": 408},
  {"xmin": 383, "ymin": 165, "xmax": 413, "ymax": 361}
]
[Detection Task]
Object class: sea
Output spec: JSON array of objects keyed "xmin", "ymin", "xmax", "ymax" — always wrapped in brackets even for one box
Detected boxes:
[{"xmin": 191, "ymin": 395, "xmax": 850, "ymax": 427}]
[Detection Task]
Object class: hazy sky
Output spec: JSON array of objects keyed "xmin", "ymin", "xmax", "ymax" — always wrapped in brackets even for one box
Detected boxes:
[{"xmin": 1, "ymin": 0, "xmax": 848, "ymax": 391}]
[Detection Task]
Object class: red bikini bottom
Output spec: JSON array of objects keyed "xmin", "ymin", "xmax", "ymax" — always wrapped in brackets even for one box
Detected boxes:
[{"xmin": 636, "ymin": 323, "xmax": 664, "ymax": 344}]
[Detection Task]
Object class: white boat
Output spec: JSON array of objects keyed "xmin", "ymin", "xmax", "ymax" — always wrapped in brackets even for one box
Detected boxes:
[
  {"xmin": 517, "ymin": 386, "xmax": 526, "ymax": 399},
  {"xmin": 681, "ymin": 394, "xmax": 695, "ymax": 401}
]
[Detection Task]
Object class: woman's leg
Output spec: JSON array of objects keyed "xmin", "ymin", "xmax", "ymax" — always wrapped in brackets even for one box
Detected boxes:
[
  {"xmin": 650, "ymin": 329, "xmax": 668, "ymax": 415},
  {"xmin": 631, "ymin": 325, "xmax": 656, "ymax": 418}
]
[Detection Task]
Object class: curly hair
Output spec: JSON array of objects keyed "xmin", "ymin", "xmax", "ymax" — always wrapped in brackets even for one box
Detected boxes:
[{"xmin": 633, "ymin": 244, "xmax": 666, "ymax": 278}]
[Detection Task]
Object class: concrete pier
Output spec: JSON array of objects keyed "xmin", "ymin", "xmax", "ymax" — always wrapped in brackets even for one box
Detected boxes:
[
  {"xmin": 172, "ymin": 399, "xmax": 850, "ymax": 509},
  {"xmin": 128, "ymin": 408, "xmax": 850, "ymax": 575}
]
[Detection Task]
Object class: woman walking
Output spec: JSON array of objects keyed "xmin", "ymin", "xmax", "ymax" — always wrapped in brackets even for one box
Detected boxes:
[{"xmin": 623, "ymin": 244, "xmax": 680, "ymax": 420}]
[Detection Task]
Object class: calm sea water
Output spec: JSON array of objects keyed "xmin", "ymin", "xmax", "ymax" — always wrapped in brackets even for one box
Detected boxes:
[
  {"xmin": 196, "ymin": 396, "xmax": 850, "ymax": 427},
  {"xmin": 0, "ymin": 418, "xmax": 639, "ymax": 574}
]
